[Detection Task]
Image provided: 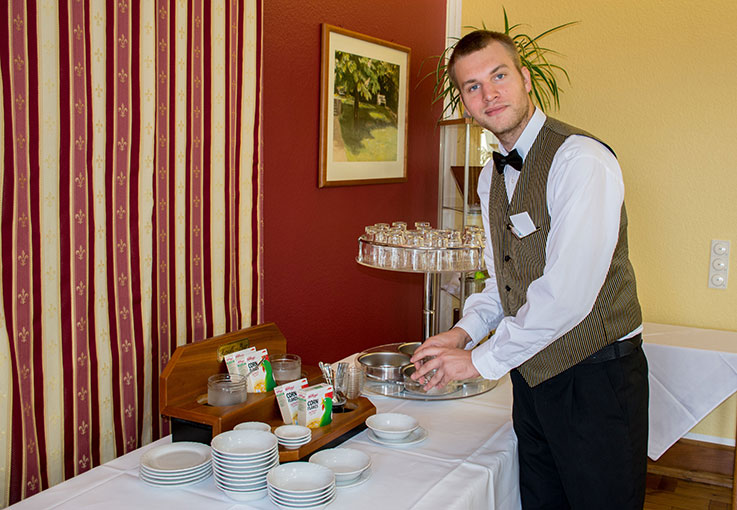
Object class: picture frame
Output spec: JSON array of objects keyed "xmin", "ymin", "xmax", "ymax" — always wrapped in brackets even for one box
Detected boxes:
[{"xmin": 319, "ymin": 24, "xmax": 410, "ymax": 188}]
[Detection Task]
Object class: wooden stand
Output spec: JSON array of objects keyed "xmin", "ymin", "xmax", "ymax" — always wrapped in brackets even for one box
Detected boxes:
[{"xmin": 159, "ymin": 322, "xmax": 376, "ymax": 462}]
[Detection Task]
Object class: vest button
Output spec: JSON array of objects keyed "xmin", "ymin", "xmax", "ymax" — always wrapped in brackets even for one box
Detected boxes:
[
  {"xmin": 504, "ymin": 255, "xmax": 511, "ymax": 262},
  {"xmin": 505, "ymin": 285, "xmax": 511, "ymax": 292}
]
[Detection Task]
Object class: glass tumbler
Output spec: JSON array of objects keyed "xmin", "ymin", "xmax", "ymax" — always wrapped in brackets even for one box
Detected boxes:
[{"xmin": 270, "ymin": 354, "xmax": 302, "ymax": 386}]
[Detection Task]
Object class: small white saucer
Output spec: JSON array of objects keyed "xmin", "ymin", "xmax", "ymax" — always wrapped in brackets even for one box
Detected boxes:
[
  {"xmin": 335, "ymin": 468, "xmax": 371, "ymax": 489},
  {"xmin": 367, "ymin": 426, "xmax": 427, "ymax": 446}
]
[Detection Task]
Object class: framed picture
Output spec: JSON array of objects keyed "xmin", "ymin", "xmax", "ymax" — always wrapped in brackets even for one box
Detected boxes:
[{"xmin": 319, "ymin": 24, "xmax": 410, "ymax": 187}]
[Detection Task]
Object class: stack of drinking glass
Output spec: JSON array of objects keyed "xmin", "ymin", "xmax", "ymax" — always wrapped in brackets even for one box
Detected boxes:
[{"xmin": 357, "ymin": 221, "xmax": 485, "ymax": 273}]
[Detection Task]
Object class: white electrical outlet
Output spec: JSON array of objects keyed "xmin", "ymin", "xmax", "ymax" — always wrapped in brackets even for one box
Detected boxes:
[{"xmin": 708, "ymin": 240, "xmax": 730, "ymax": 289}]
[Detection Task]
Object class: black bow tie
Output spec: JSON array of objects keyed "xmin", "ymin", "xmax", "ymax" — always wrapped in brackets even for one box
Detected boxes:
[{"xmin": 493, "ymin": 149, "xmax": 523, "ymax": 174}]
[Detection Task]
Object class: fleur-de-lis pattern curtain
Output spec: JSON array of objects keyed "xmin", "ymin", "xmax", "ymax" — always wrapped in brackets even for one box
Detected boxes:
[{"xmin": 0, "ymin": 0, "xmax": 262, "ymax": 505}]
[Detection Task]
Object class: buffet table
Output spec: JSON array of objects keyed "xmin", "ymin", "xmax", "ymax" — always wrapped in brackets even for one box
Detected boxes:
[
  {"xmin": 9, "ymin": 375, "xmax": 520, "ymax": 510},
  {"xmin": 643, "ymin": 322, "xmax": 737, "ymax": 460}
]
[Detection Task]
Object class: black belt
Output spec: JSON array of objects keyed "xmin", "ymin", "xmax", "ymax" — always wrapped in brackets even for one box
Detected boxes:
[{"xmin": 579, "ymin": 334, "xmax": 642, "ymax": 364}]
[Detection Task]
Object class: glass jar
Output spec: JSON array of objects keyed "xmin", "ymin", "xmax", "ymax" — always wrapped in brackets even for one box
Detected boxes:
[{"xmin": 207, "ymin": 373, "xmax": 247, "ymax": 406}]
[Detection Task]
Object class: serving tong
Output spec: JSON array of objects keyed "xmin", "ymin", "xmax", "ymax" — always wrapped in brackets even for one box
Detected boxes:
[{"xmin": 318, "ymin": 361, "xmax": 348, "ymax": 406}]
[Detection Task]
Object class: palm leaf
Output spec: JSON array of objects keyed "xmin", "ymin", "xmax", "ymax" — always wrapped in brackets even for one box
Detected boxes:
[{"xmin": 418, "ymin": 6, "xmax": 578, "ymax": 121}]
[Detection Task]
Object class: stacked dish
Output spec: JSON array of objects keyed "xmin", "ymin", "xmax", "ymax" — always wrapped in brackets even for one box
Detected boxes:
[
  {"xmin": 309, "ymin": 448, "xmax": 372, "ymax": 489},
  {"xmin": 365, "ymin": 413, "xmax": 428, "ymax": 446},
  {"xmin": 267, "ymin": 462, "xmax": 336, "ymax": 509},
  {"xmin": 274, "ymin": 424, "xmax": 312, "ymax": 450},
  {"xmin": 211, "ymin": 430, "xmax": 280, "ymax": 501},
  {"xmin": 139, "ymin": 441, "xmax": 212, "ymax": 487}
]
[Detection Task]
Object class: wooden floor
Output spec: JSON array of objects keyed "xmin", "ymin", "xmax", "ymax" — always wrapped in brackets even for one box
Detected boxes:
[{"xmin": 645, "ymin": 473, "xmax": 732, "ymax": 510}]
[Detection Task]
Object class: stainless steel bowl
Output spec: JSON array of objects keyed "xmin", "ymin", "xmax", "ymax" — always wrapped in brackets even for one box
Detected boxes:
[
  {"xmin": 398, "ymin": 342, "xmax": 422, "ymax": 357},
  {"xmin": 357, "ymin": 352, "xmax": 410, "ymax": 383},
  {"xmin": 401, "ymin": 363, "xmax": 460, "ymax": 396}
]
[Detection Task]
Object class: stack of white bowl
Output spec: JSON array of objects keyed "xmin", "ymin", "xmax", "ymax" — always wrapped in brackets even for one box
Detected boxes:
[
  {"xmin": 309, "ymin": 448, "xmax": 371, "ymax": 488},
  {"xmin": 211, "ymin": 430, "xmax": 279, "ymax": 502},
  {"xmin": 267, "ymin": 462, "xmax": 336, "ymax": 509},
  {"xmin": 139, "ymin": 441, "xmax": 212, "ymax": 487},
  {"xmin": 274, "ymin": 424, "xmax": 312, "ymax": 450}
]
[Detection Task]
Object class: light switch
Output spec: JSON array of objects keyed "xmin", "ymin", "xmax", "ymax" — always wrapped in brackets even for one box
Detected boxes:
[{"xmin": 708, "ymin": 240, "xmax": 730, "ymax": 289}]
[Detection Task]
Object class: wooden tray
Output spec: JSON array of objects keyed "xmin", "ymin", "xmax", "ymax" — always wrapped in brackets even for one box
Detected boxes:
[{"xmin": 159, "ymin": 322, "xmax": 376, "ymax": 462}]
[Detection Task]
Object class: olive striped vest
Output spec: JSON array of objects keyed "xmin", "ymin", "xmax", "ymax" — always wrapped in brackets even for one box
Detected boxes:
[{"xmin": 489, "ymin": 117, "xmax": 642, "ymax": 387}]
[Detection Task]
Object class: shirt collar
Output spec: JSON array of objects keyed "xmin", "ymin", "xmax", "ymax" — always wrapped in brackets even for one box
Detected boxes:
[{"xmin": 500, "ymin": 107, "xmax": 546, "ymax": 161}]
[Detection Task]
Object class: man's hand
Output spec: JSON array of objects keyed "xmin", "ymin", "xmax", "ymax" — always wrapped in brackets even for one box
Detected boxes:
[{"xmin": 409, "ymin": 328, "xmax": 480, "ymax": 390}]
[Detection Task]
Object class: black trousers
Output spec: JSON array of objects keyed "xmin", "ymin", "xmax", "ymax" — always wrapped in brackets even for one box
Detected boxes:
[{"xmin": 511, "ymin": 346, "xmax": 649, "ymax": 510}]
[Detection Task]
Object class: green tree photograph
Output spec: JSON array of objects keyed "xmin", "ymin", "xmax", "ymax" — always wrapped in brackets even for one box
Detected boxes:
[{"xmin": 332, "ymin": 50, "xmax": 399, "ymax": 162}]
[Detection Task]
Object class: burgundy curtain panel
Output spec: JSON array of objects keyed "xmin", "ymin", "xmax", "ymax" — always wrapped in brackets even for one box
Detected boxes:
[{"xmin": 0, "ymin": 0, "xmax": 262, "ymax": 505}]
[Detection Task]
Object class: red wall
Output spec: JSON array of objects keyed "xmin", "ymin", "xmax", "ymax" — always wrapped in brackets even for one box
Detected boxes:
[{"xmin": 262, "ymin": 1, "xmax": 447, "ymax": 364}]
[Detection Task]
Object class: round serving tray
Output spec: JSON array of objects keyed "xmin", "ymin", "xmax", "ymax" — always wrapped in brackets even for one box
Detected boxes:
[{"xmin": 357, "ymin": 343, "xmax": 498, "ymax": 401}]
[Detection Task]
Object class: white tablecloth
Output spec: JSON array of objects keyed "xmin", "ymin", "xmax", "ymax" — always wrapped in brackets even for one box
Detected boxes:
[
  {"xmin": 643, "ymin": 322, "xmax": 737, "ymax": 460},
  {"xmin": 9, "ymin": 375, "xmax": 520, "ymax": 510}
]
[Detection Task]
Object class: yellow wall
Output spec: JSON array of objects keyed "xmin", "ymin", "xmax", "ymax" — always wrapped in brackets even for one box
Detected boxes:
[{"xmin": 461, "ymin": 0, "xmax": 737, "ymax": 440}]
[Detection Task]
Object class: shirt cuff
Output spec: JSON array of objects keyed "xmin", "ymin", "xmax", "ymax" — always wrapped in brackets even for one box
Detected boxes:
[
  {"xmin": 455, "ymin": 311, "xmax": 491, "ymax": 347},
  {"xmin": 470, "ymin": 340, "xmax": 507, "ymax": 381}
]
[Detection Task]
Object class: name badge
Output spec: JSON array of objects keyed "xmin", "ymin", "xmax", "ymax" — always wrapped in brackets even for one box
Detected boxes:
[{"xmin": 508, "ymin": 212, "xmax": 539, "ymax": 239}]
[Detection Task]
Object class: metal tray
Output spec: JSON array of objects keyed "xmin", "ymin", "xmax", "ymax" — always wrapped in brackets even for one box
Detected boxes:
[{"xmin": 357, "ymin": 343, "xmax": 498, "ymax": 401}]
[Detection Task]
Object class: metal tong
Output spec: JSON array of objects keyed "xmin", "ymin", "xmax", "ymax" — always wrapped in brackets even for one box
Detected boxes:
[{"xmin": 318, "ymin": 361, "xmax": 348, "ymax": 406}]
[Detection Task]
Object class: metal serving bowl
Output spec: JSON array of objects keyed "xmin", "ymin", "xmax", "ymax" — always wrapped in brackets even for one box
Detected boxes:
[
  {"xmin": 356, "ymin": 352, "xmax": 411, "ymax": 383},
  {"xmin": 398, "ymin": 342, "xmax": 422, "ymax": 357},
  {"xmin": 401, "ymin": 363, "xmax": 460, "ymax": 396}
]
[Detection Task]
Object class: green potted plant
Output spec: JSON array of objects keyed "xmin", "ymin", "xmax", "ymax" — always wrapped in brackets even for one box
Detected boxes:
[{"xmin": 422, "ymin": 8, "xmax": 578, "ymax": 120}]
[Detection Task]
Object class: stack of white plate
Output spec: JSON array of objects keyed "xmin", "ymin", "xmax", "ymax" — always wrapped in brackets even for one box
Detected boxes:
[
  {"xmin": 274, "ymin": 425, "xmax": 312, "ymax": 450},
  {"xmin": 267, "ymin": 462, "xmax": 336, "ymax": 509},
  {"xmin": 211, "ymin": 430, "xmax": 280, "ymax": 501},
  {"xmin": 139, "ymin": 441, "xmax": 212, "ymax": 487}
]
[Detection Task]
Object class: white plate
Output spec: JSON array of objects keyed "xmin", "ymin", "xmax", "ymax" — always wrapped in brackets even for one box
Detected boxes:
[
  {"xmin": 335, "ymin": 467, "xmax": 371, "ymax": 489},
  {"xmin": 367, "ymin": 426, "xmax": 428, "ymax": 446},
  {"xmin": 140, "ymin": 465, "xmax": 211, "ymax": 481},
  {"xmin": 140, "ymin": 462, "xmax": 211, "ymax": 478},
  {"xmin": 140, "ymin": 469, "xmax": 212, "ymax": 487},
  {"xmin": 140, "ymin": 442, "xmax": 211, "ymax": 473}
]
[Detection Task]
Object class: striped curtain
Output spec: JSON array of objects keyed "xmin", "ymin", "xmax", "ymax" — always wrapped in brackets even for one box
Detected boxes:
[{"xmin": 0, "ymin": 0, "xmax": 262, "ymax": 505}]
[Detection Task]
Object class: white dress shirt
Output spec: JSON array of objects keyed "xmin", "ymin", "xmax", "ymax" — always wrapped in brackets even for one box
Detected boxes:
[{"xmin": 456, "ymin": 108, "xmax": 642, "ymax": 381}]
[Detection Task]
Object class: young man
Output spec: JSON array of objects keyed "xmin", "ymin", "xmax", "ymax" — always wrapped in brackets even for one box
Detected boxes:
[{"xmin": 411, "ymin": 31, "xmax": 648, "ymax": 509}]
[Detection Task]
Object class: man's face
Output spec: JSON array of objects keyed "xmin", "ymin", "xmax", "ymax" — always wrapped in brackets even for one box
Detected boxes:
[{"xmin": 454, "ymin": 42, "xmax": 534, "ymax": 150}]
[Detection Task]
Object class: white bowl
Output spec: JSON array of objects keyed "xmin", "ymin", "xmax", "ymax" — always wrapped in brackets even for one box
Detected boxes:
[
  {"xmin": 365, "ymin": 413, "xmax": 418, "ymax": 440},
  {"xmin": 234, "ymin": 421, "xmax": 272, "ymax": 432},
  {"xmin": 274, "ymin": 425, "xmax": 311, "ymax": 441},
  {"xmin": 211, "ymin": 430, "xmax": 278, "ymax": 457},
  {"xmin": 308, "ymin": 448, "xmax": 371, "ymax": 483},
  {"xmin": 267, "ymin": 462, "xmax": 335, "ymax": 494},
  {"xmin": 221, "ymin": 487, "xmax": 268, "ymax": 501}
]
